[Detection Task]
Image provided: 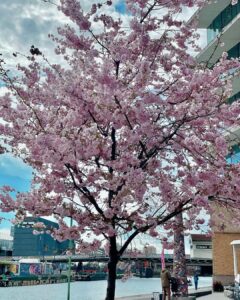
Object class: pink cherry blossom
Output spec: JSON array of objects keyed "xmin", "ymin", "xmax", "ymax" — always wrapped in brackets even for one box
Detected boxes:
[{"xmin": 0, "ymin": 1, "xmax": 240, "ymax": 299}]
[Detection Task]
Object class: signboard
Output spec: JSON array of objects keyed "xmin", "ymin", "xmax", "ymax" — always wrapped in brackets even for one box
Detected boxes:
[
  {"xmin": 20, "ymin": 263, "xmax": 43, "ymax": 276},
  {"xmin": 196, "ymin": 245, "xmax": 212, "ymax": 249}
]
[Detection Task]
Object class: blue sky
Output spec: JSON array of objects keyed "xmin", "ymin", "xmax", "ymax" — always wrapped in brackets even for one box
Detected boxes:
[
  {"xmin": 115, "ymin": 1, "xmax": 126, "ymax": 14},
  {"xmin": 0, "ymin": 154, "xmax": 32, "ymax": 229}
]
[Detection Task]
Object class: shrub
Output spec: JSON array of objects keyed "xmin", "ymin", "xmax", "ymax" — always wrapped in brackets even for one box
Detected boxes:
[{"xmin": 213, "ymin": 281, "xmax": 224, "ymax": 292}]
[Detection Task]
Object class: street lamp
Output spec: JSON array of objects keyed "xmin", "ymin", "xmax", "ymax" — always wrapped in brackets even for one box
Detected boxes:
[{"xmin": 67, "ymin": 217, "xmax": 73, "ymax": 300}]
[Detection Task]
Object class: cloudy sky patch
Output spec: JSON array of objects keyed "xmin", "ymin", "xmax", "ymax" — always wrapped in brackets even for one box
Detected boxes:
[{"xmin": 0, "ymin": 0, "xmax": 63, "ymax": 67}]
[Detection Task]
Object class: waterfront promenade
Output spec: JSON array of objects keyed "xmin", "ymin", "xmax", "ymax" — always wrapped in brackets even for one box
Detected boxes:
[
  {"xmin": 0, "ymin": 277, "xmax": 213, "ymax": 300},
  {"xmin": 116, "ymin": 286, "xmax": 213, "ymax": 300},
  {"xmin": 116, "ymin": 296, "xmax": 226, "ymax": 300},
  {"xmin": 116, "ymin": 292, "xmax": 227, "ymax": 300},
  {"xmin": 200, "ymin": 292, "xmax": 226, "ymax": 299}
]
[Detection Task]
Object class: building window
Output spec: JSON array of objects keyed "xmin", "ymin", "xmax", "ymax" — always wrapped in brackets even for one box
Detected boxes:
[
  {"xmin": 228, "ymin": 91, "xmax": 240, "ymax": 105},
  {"xmin": 227, "ymin": 145, "xmax": 240, "ymax": 164},
  {"xmin": 228, "ymin": 42, "xmax": 240, "ymax": 59},
  {"xmin": 196, "ymin": 245, "xmax": 212, "ymax": 249},
  {"xmin": 207, "ymin": 3, "xmax": 240, "ymax": 43}
]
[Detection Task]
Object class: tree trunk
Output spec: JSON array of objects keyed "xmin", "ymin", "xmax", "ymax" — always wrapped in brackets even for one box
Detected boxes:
[
  {"xmin": 105, "ymin": 236, "xmax": 118, "ymax": 300},
  {"xmin": 173, "ymin": 212, "xmax": 188, "ymax": 296}
]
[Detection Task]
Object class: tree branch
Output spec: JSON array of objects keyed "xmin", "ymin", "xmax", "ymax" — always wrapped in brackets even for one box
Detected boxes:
[
  {"xmin": 140, "ymin": 1, "xmax": 157, "ymax": 24},
  {"xmin": 65, "ymin": 163, "xmax": 105, "ymax": 217}
]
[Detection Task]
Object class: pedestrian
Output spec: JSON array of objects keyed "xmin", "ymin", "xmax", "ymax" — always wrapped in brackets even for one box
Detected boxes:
[
  {"xmin": 161, "ymin": 267, "xmax": 171, "ymax": 300},
  {"xmin": 193, "ymin": 272, "xmax": 199, "ymax": 290}
]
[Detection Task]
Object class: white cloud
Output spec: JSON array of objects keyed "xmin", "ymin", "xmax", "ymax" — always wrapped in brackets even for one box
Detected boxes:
[
  {"xmin": 0, "ymin": 0, "xmax": 64, "ymax": 69},
  {"xmin": 0, "ymin": 153, "xmax": 32, "ymax": 180},
  {"xmin": 0, "ymin": 86, "xmax": 9, "ymax": 97}
]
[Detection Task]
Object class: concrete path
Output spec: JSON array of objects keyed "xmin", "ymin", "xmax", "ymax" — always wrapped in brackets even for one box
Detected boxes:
[
  {"xmin": 116, "ymin": 293, "xmax": 226, "ymax": 300},
  {"xmin": 116, "ymin": 295, "xmax": 151, "ymax": 300},
  {"xmin": 116, "ymin": 287, "xmax": 213, "ymax": 300},
  {"xmin": 199, "ymin": 292, "xmax": 227, "ymax": 299}
]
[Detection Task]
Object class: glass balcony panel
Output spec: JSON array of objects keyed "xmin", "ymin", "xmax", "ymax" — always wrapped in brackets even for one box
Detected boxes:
[
  {"xmin": 228, "ymin": 91, "xmax": 240, "ymax": 105},
  {"xmin": 207, "ymin": 3, "xmax": 240, "ymax": 43},
  {"xmin": 207, "ymin": 28, "xmax": 217, "ymax": 44}
]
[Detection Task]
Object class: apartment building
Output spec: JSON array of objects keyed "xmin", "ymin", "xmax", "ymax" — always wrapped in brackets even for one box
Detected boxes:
[
  {"xmin": 192, "ymin": 0, "xmax": 240, "ymax": 284},
  {"xmin": 193, "ymin": 1, "xmax": 240, "ymax": 94}
]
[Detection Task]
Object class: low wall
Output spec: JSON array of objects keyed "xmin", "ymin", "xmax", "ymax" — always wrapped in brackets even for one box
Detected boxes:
[{"xmin": 213, "ymin": 275, "xmax": 234, "ymax": 285}]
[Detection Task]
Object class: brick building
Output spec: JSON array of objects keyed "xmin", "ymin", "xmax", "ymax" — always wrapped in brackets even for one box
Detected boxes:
[{"xmin": 212, "ymin": 207, "xmax": 240, "ymax": 284}]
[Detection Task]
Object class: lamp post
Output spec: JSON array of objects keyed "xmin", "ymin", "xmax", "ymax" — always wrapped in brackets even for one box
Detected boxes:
[{"xmin": 67, "ymin": 217, "xmax": 73, "ymax": 300}]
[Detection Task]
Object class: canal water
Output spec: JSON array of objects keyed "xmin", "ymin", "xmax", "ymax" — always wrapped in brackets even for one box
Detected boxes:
[{"xmin": 0, "ymin": 277, "xmax": 212, "ymax": 300}]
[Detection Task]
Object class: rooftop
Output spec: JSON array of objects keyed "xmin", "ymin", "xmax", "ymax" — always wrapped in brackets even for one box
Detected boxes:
[{"xmin": 190, "ymin": 234, "xmax": 212, "ymax": 242}]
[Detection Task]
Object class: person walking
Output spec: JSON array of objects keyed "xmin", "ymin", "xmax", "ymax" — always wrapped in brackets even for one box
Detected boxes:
[
  {"xmin": 193, "ymin": 272, "xmax": 199, "ymax": 290},
  {"xmin": 161, "ymin": 268, "xmax": 171, "ymax": 300}
]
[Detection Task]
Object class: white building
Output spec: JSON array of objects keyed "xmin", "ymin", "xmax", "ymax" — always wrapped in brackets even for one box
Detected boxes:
[
  {"xmin": 192, "ymin": 0, "xmax": 240, "ymax": 100},
  {"xmin": 143, "ymin": 244, "xmax": 157, "ymax": 256},
  {"xmin": 0, "ymin": 231, "xmax": 13, "ymax": 256},
  {"xmin": 190, "ymin": 0, "xmax": 240, "ymax": 284},
  {"xmin": 189, "ymin": 234, "xmax": 212, "ymax": 259},
  {"xmin": 189, "ymin": 1, "xmax": 240, "ymax": 158}
]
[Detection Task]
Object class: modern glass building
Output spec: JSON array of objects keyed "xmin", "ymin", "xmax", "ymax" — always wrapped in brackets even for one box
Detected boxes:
[
  {"xmin": 12, "ymin": 217, "xmax": 69, "ymax": 257},
  {"xmin": 192, "ymin": 0, "xmax": 240, "ymax": 83},
  {"xmin": 190, "ymin": 0, "xmax": 240, "ymax": 285},
  {"xmin": 207, "ymin": 2, "xmax": 240, "ymax": 43},
  {"xmin": 192, "ymin": 0, "xmax": 240, "ymax": 158}
]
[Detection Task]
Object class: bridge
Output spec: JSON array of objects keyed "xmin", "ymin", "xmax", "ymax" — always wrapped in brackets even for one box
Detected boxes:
[{"xmin": 9, "ymin": 254, "xmax": 212, "ymax": 267}]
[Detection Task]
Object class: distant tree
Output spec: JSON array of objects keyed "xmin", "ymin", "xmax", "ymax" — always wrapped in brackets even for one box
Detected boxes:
[{"xmin": 0, "ymin": 1, "xmax": 240, "ymax": 299}]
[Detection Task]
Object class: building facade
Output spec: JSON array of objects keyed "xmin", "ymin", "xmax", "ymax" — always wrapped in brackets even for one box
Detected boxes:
[
  {"xmin": 189, "ymin": 234, "xmax": 212, "ymax": 260},
  {"xmin": 0, "ymin": 231, "xmax": 13, "ymax": 256},
  {"xmin": 192, "ymin": 0, "xmax": 240, "ymax": 284},
  {"xmin": 143, "ymin": 245, "xmax": 157, "ymax": 256},
  {"xmin": 12, "ymin": 217, "xmax": 69, "ymax": 257}
]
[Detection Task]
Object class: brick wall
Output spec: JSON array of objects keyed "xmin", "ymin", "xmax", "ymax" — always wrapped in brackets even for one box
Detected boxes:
[{"xmin": 213, "ymin": 232, "xmax": 240, "ymax": 285}]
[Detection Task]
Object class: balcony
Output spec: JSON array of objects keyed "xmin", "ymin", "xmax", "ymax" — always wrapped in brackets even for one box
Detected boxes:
[
  {"xmin": 196, "ymin": 13, "xmax": 240, "ymax": 65},
  {"xmin": 189, "ymin": 1, "xmax": 230, "ymax": 29}
]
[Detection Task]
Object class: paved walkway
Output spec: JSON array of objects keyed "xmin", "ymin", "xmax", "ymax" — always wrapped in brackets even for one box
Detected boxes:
[
  {"xmin": 116, "ymin": 287, "xmax": 213, "ymax": 300},
  {"xmin": 116, "ymin": 295, "xmax": 151, "ymax": 300},
  {"xmin": 116, "ymin": 293, "xmax": 227, "ymax": 300},
  {"xmin": 199, "ymin": 292, "xmax": 227, "ymax": 299}
]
